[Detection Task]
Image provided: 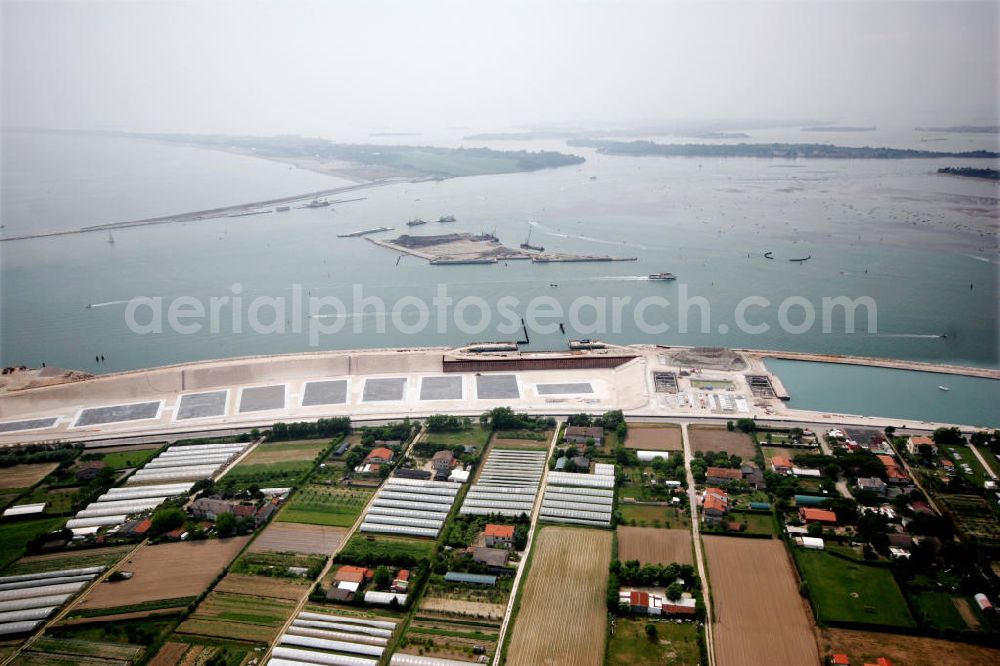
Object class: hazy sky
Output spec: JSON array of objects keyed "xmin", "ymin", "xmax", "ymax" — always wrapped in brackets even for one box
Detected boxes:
[{"xmin": 2, "ymin": 0, "xmax": 998, "ymax": 137}]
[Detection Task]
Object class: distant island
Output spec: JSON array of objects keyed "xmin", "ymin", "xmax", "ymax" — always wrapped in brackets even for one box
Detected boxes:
[
  {"xmin": 141, "ymin": 132, "xmax": 585, "ymax": 181},
  {"xmin": 916, "ymin": 125, "xmax": 999, "ymax": 134},
  {"xmin": 937, "ymin": 166, "xmax": 1000, "ymax": 180},
  {"xmin": 801, "ymin": 126, "xmax": 875, "ymax": 132},
  {"xmin": 567, "ymin": 139, "xmax": 1000, "ymax": 159},
  {"xmin": 687, "ymin": 132, "xmax": 751, "ymax": 140}
]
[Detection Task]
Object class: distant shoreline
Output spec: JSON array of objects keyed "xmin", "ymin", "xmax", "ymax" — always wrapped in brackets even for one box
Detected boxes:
[{"xmin": 0, "ymin": 180, "xmax": 399, "ymax": 242}]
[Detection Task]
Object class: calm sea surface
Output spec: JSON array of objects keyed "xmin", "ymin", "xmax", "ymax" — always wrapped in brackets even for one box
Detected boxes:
[{"xmin": 1, "ymin": 127, "xmax": 997, "ymax": 425}]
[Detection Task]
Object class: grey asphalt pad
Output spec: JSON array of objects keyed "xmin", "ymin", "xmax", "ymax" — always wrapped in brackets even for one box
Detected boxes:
[
  {"xmin": 420, "ymin": 376, "xmax": 463, "ymax": 400},
  {"xmin": 476, "ymin": 374, "xmax": 519, "ymax": 400},
  {"xmin": 536, "ymin": 383, "xmax": 594, "ymax": 395},
  {"xmin": 176, "ymin": 391, "xmax": 228, "ymax": 420},
  {"xmin": 363, "ymin": 378, "xmax": 406, "ymax": 402},
  {"xmin": 302, "ymin": 380, "xmax": 348, "ymax": 406},
  {"xmin": 239, "ymin": 385, "xmax": 286, "ymax": 412},
  {"xmin": 76, "ymin": 401, "xmax": 161, "ymax": 426},
  {"xmin": 0, "ymin": 417, "xmax": 59, "ymax": 433}
]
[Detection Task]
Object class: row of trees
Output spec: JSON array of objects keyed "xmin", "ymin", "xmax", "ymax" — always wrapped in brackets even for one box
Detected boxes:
[
  {"xmin": 269, "ymin": 417, "xmax": 352, "ymax": 442},
  {"xmin": 479, "ymin": 407, "xmax": 555, "ymax": 432}
]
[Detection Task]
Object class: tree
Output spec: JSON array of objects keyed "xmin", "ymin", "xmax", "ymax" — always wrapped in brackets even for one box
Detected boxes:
[
  {"xmin": 645, "ymin": 623, "xmax": 658, "ymax": 642},
  {"xmin": 736, "ymin": 418, "xmax": 756, "ymax": 433},
  {"xmin": 374, "ymin": 566, "xmax": 392, "ymax": 590},
  {"xmin": 150, "ymin": 507, "xmax": 185, "ymax": 536},
  {"xmin": 215, "ymin": 512, "xmax": 237, "ymax": 537},
  {"xmin": 932, "ymin": 427, "xmax": 964, "ymax": 447},
  {"xmin": 665, "ymin": 583, "xmax": 683, "ymax": 601},
  {"xmin": 807, "ymin": 522, "xmax": 823, "ymax": 537}
]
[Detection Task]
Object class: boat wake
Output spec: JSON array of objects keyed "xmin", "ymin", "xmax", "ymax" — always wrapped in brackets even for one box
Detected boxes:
[
  {"xmin": 86, "ymin": 300, "xmax": 130, "ymax": 308},
  {"xmin": 878, "ymin": 333, "xmax": 945, "ymax": 339}
]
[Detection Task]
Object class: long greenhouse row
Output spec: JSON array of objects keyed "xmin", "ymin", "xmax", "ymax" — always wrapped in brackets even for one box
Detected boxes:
[
  {"xmin": 359, "ymin": 477, "xmax": 459, "ymax": 538},
  {"xmin": 127, "ymin": 442, "xmax": 248, "ymax": 485},
  {"xmin": 0, "ymin": 566, "xmax": 105, "ymax": 636},
  {"xmin": 65, "ymin": 481, "xmax": 193, "ymax": 535},
  {"xmin": 459, "ymin": 448, "xmax": 547, "ymax": 518},
  {"xmin": 267, "ymin": 609, "xmax": 398, "ymax": 666},
  {"xmin": 539, "ymin": 464, "xmax": 615, "ymax": 527}
]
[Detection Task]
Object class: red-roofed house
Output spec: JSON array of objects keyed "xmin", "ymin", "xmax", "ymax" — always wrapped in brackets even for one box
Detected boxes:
[
  {"xmin": 334, "ymin": 565, "xmax": 371, "ymax": 584},
  {"xmin": 877, "ymin": 454, "xmax": 910, "ymax": 484},
  {"xmin": 484, "ymin": 524, "xmax": 515, "ymax": 548},
  {"xmin": 863, "ymin": 659, "xmax": 892, "ymax": 666},
  {"xmin": 799, "ymin": 507, "xmax": 838, "ymax": 526},
  {"xmin": 771, "ymin": 455, "xmax": 793, "ymax": 475},
  {"xmin": 392, "ymin": 569, "xmax": 410, "ymax": 593},
  {"xmin": 365, "ymin": 447, "xmax": 395, "ymax": 464},
  {"xmin": 831, "ymin": 654, "xmax": 850, "ymax": 666},
  {"xmin": 702, "ymin": 488, "xmax": 729, "ymax": 524},
  {"xmin": 706, "ymin": 467, "xmax": 742, "ymax": 486}
]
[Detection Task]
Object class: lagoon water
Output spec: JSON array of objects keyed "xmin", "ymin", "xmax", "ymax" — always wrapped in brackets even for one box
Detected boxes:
[
  {"xmin": 1, "ymin": 127, "xmax": 997, "ymax": 427},
  {"xmin": 765, "ymin": 359, "xmax": 1000, "ymax": 428}
]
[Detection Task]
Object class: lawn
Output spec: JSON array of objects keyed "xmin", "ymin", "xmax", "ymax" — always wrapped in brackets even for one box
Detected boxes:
[
  {"xmin": 339, "ymin": 533, "xmax": 436, "ymax": 564},
  {"xmin": 0, "ymin": 517, "xmax": 65, "ymax": 571},
  {"xmin": 424, "ymin": 426, "xmax": 490, "ymax": 448},
  {"xmin": 727, "ymin": 510, "xmax": 774, "ymax": 536},
  {"xmin": 619, "ymin": 503, "xmax": 690, "ymax": 530},
  {"xmin": 18, "ymin": 486, "xmax": 80, "ymax": 514},
  {"xmin": 912, "ymin": 591, "xmax": 975, "ymax": 632},
  {"xmin": 222, "ymin": 460, "xmax": 316, "ymax": 487},
  {"xmin": 794, "ymin": 549, "xmax": 915, "ymax": 628},
  {"xmin": 279, "ymin": 484, "xmax": 373, "ymax": 527},
  {"xmin": 942, "ymin": 444, "xmax": 990, "ymax": 485},
  {"xmin": 606, "ymin": 618, "xmax": 702, "ymax": 666},
  {"xmin": 99, "ymin": 448, "xmax": 160, "ymax": 470}
]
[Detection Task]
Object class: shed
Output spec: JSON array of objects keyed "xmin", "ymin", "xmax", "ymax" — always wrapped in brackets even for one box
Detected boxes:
[
  {"xmin": 472, "ymin": 547, "xmax": 509, "ymax": 568},
  {"xmin": 364, "ymin": 591, "xmax": 407, "ymax": 606},
  {"xmin": 2, "ymin": 503, "xmax": 46, "ymax": 518},
  {"xmin": 564, "ymin": 426, "xmax": 603, "ymax": 445},
  {"xmin": 800, "ymin": 536, "xmax": 824, "ymax": 550},
  {"xmin": 974, "ymin": 593, "xmax": 993, "ymax": 611},
  {"xmin": 749, "ymin": 502, "xmax": 771, "ymax": 511},
  {"xmin": 794, "ymin": 494, "xmax": 829, "ymax": 507}
]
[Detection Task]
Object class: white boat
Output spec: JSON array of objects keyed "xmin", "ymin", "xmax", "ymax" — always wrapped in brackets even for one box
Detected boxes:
[{"xmin": 938, "ymin": 385, "xmax": 950, "ymax": 392}]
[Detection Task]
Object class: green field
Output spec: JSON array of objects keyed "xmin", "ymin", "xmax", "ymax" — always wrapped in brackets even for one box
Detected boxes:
[
  {"xmin": 6, "ymin": 545, "xmax": 133, "ymax": 575},
  {"xmin": 424, "ymin": 426, "xmax": 490, "ymax": 448},
  {"xmin": 0, "ymin": 517, "xmax": 66, "ymax": 571},
  {"xmin": 606, "ymin": 618, "xmax": 702, "ymax": 666},
  {"xmin": 727, "ymin": 511, "xmax": 774, "ymax": 536},
  {"xmin": 176, "ymin": 591, "xmax": 297, "ymax": 643},
  {"xmin": 24, "ymin": 636, "xmax": 146, "ymax": 662},
  {"xmin": 619, "ymin": 503, "xmax": 690, "ymax": 529},
  {"xmin": 98, "ymin": 448, "xmax": 160, "ymax": 470},
  {"xmin": 912, "ymin": 591, "xmax": 978, "ymax": 632},
  {"xmin": 339, "ymin": 533, "xmax": 436, "ymax": 564},
  {"xmin": 794, "ymin": 549, "xmax": 915, "ymax": 628},
  {"xmin": 17, "ymin": 486, "xmax": 79, "ymax": 515},
  {"xmin": 279, "ymin": 484, "xmax": 373, "ymax": 527},
  {"xmin": 943, "ymin": 444, "xmax": 990, "ymax": 485}
]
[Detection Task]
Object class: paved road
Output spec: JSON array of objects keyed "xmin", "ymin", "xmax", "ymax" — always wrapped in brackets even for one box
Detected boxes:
[{"xmin": 680, "ymin": 422, "xmax": 716, "ymax": 666}]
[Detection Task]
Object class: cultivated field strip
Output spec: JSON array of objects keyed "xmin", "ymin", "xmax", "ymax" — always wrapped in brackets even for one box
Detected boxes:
[
  {"xmin": 507, "ymin": 527, "xmax": 612, "ymax": 666},
  {"xmin": 539, "ymin": 467, "xmax": 615, "ymax": 527},
  {"xmin": 266, "ymin": 608, "xmax": 398, "ymax": 666},
  {"xmin": 0, "ymin": 566, "xmax": 104, "ymax": 636},
  {"xmin": 703, "ymin": 537, "xmax": 820, "ymax": 666},
  {"xmin": 616, "ymin": 526, "xmax": 694, "ymax": 565},
  {"xmin": 460, "ymin": 449, "xmax": 547, "ymax": 517},
  {"xmin": 360, "ymin": 478, "xmax": 459, "ymax": 537}
]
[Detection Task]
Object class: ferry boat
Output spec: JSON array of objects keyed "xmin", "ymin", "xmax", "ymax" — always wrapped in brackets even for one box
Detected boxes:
[
  {"xmin": 303, "ymin": 199, "xmax": 330, "ymax": 208},
  {"xmin": 436, "ymin": 215, "xmax": 456, "ymax": 223},
  {"xmin": 938, "ymin": 385, "xmax": 950, "ymax": 392},
  {"xmin": 648, "ymin": 272, "xmax": 677, "ymax": 280},
  {"xmin": 407, "ymin": 218, "xmax": 427, "ymax": 227}
]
